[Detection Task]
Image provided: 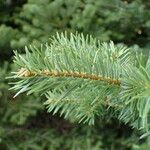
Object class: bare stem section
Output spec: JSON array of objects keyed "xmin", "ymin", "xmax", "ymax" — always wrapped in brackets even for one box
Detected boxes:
[{"xmin": 17, "ymin": 68, "xmax": 121, "ymax": 85}]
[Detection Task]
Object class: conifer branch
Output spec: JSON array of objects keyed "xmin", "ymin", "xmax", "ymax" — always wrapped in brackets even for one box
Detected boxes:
[{"xmin": 10, "ymin": 32, "xmax": 150, "ymax": 133}]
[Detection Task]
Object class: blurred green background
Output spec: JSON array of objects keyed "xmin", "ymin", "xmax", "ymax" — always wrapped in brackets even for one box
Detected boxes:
[{"xmin": 0, "ymin": 0, "xmax": 150, "ymax": 149}]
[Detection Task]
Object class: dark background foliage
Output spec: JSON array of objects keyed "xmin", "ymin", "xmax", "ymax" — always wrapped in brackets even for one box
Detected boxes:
[{"xmin": 0, "ymin": 0, "xmax": 150, "ymax": 149}]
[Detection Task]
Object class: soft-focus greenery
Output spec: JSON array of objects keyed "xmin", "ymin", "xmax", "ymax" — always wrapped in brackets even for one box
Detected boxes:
[{"xmin": 0, "ymin": 0, "xmax": 149, "ymax": 149}]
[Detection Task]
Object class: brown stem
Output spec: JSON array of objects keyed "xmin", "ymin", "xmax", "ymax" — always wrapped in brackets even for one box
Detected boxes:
[{"xmin": 17, "ymin": 68, "xmax": 121, "ymax": 85}]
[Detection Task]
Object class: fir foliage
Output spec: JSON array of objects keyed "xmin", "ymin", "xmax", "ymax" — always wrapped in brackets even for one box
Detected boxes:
[
  {"xmin": 10, "ymin": 33, "xmax": 150, "ymax": 133},
  {"xmin": 0, "ymin": 0, "xmax": 150, "ymax": 149},
  {"xmin": 1, "ymin": 0, "xmax": 150, "ymax": 49},
  {"xmin": 0, "ymin": 64, "xmax": 42, "ymax": 124}
]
